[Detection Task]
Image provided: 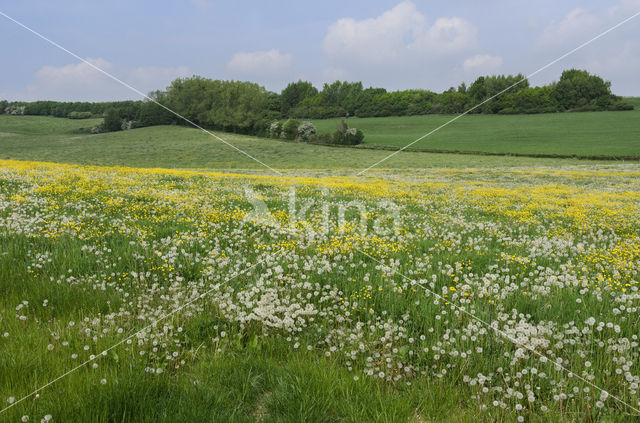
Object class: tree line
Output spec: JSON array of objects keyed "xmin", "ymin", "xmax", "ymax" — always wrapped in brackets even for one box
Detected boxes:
[{"xmin": 0, "ymin": 69, "xmax": 633, "ymax": 137}]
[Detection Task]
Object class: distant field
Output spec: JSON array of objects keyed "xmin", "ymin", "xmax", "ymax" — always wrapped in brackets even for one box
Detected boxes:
[
  {"xmin": 312, "ymin": 110, "xmax": 640, "ymax": 158},
  {"xmin": 0, "ymin": 115, "xmax": 613, "ymax": 172}
]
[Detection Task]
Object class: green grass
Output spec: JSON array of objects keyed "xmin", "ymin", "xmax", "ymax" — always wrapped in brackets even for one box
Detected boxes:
[
  {"xmin": 312, "ymin": 110, "xmax": 640, "ymax": 158},
  {"xmin": 2, "ymin": 161, "xmax": 639, "ymax": 422},
  {"xmin": 1, "ymin": 112, "xmax": 640, "ymax": 421},
  {"xmin": 0, "ymin": 115, "xmax": 625, "ymax": 172}
]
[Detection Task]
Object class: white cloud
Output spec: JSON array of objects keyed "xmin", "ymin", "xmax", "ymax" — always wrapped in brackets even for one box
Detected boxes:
[
  {"xmin": 410, "ymin": 17, "xmax": 477, "ymax": 55},
  {"xmin": 609, "ymin": 0, "xmax": 640, "ymax": 18},
  {"xmin": 322, "ymin": 1, "xmax": 477, "ymax": 89},
  {"xmin": 463, "ymin": 54, "xmax": 503, "ymax": 73},
  {"xmin": 324, "ymin": 1, "xmax": 476, "ymax": 63},
  {"xmin": 529, "ymin": 0, "xmax": 640, "ymax": 94},
  {"xmin": 323, "ymin": 1, "xmax": 424, "ymax": 65},
  {"xmin": 16, "ymin": 58, "xmax": 189, "ymax": 101},
  {"xmin": 227, "ymin": 49, "xmax": 292, "ymax": 77},
  {"xmin": 535, "ymin": 8, "xmax": 599, "ymax": 49}
]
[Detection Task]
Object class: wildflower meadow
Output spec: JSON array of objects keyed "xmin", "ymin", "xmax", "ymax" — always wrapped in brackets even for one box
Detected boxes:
[{"xmin": 1, "ymin": 159, "xmax": 640, "ymax": 421}]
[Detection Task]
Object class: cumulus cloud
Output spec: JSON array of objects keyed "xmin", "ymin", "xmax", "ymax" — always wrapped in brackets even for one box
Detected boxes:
[
  {"xmin": 410, "ymin": 17, "xmax": 477, "ymax": 55},
  {"xmin": 529, "ymin": 0, "xmax": 640, "ymax": 94},
  {"xmin": 609, "ymin": 0, "xmax": 640, "ymax": 18},
  {"xmin": 323, "ymin": 1, "xmax": 423, "ymax": 65},
  {"xmin": 322, "ymin": 1, "xmax": 477, "ymax": 89},
  {"xmin": 324, "ymin": 1, "xmax": 476, "ymax": 62},
  {"xmin": 17, "ymin": 58, "xmax": 189, "ymax": 101},
  {"xmin": 463, "ymin": 54, "xmax": 503, "ymax": 73},
  {"xmin": 227, "ymin": 49, "xmax": 292, "ymax": 77},
  {"xmin": 535, "ymin": 8, "xmax": 599, "ymax": 50}
]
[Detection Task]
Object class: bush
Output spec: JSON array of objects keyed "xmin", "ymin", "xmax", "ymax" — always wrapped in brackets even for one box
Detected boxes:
[
  {"xmin": 329, "ymin": 119, "xmax": 364, "ymax": 145},
  {"xmin": 102, "ymin": 108, "xmax": 122, "ymax": 132},
  {"xmin": 67, "ymin": 111, "xmax": 93, "ymax": 119},
  {"xmin": 269, "ymin": 121, "xmax": 282, "ymax": 138},
  {"xmin": 281, "ymin": 118, "xmax": 300, "ymax": 140},
  {"xmin": 135, "ymin": 101, "xmax": 174, "ymax": 127},
  {"xmin": 343, "ymin": 128, "xmax": 364, "ymax": 145},
  {"xmin": 6, "ymin": 104, "xmax": 25, "ymax": 115},
  {"xmin": 608, "ymin": 102, "xmax": 634, "ymax": 111},
  {"xmin": 297, "ymin": 121, "xmax": 317, "ymax": 142},
  {"xmin": 251, "ymin": 118, "xmax": 271, "ymax": 137}
]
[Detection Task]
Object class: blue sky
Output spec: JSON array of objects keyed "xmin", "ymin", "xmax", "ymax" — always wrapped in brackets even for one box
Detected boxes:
[{"xmin": 1, "ymin": 0, "xmax": 639, "ymax": 101}]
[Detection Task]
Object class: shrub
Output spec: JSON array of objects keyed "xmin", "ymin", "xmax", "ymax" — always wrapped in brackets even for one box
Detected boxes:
[
  {"xmin": 330, "ymin": 119, "xmax": 364, "ymax": 145},
  {"xmin": 608, "ymin": 102, "xmax": 634, "ymax": 111},
  {"xmin": 344, "ymin": 128, "xmax": 364, "ymax": 145},
  {"xmin": 6, "ymin": 104, "xmax": 25, "ymax": 115},
  {"xmin": 135, "ymin": 101, "xmax": 174, "ymax": 127},
  {"xmin": 68, "ymin": 111, "xmax": 93, "ymax": 119},
  {"xmin": 269, "ymin": 121, "xmax": 282, "ymax": 138},
  {"xmin": 281, "ymin": 118, "xmax": 300, "ymax": 140},
  {"xmin": 102, "ymin": 108, "xmax": 122, "ymax": 132},
  {"xmin": 252, "ymin": 118, "xmax": 271, "ymax": 137},
  {"xmin": 297, "ymin": 121, "xmax": 317, "ymax": 142}
]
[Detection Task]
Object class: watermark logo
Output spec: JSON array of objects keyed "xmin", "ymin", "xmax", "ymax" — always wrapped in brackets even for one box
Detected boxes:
[{"xmin": 243, "ymin": 185, "xmax": 401, "ymax": 239}]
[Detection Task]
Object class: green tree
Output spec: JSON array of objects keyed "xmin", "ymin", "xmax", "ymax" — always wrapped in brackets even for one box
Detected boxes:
[
  {"xmin": 164, "ymin": 77, "xmax": 271, "ymax": 133},
  {"xmin": 552, "ymin": 69, "xmax": 613, "ymax": 110},
  {"xmin": 102, "ymin": 108, "xmax": 122, "ymax": 132},
  {"xmin": 136, "ymin": 92, "xmax": 174, "ymax": 127},
  {"xmin": 282, "ymin": 118, "xmax": 300, "ymax": 140},
  {"xmin": 468, "ymin": 74, "xmax": 528, "ymax": 113},
  {"xmin": 280, "ymin": 81, "xmax": 317, "ymax": 115}
]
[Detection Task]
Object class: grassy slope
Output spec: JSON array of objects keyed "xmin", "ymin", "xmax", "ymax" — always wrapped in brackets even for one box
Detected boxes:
[
  {"xmin": 0, "ymin": 115, "xmax": 621, "ymax": 172},
  {"xmin": 312, "ymin": 110, "xmax": 640, "ymax": 157}
]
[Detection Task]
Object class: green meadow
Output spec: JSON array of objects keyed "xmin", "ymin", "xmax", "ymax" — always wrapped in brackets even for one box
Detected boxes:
[{"xmin": 312, "ymin": 108, "xmax": 640, "ymax": 158}]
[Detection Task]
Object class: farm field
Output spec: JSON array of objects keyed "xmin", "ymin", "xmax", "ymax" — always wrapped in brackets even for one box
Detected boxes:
[
  {"xmin": 312, "ymin": 108, "xmax": 640, "ymax": 158},
  {"xmin": 1, "ymin": 158, "xmax": 640, "ymax": 422},
  {"xmin": 0, "ymin": 115, "xmax": 626, "ymax": 171}
]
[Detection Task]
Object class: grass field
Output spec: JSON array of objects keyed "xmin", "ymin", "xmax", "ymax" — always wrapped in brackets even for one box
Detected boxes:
[
  {"xmin": 2, "ymin": 113, "xmax": 640, "ymax": 422},
  {"xmin": 1, "ymin": 159, "xmax": 640, "ymax": 422},
  {"xmin": 0, "ymin": 115, "xmax": 632, "ymax": 174},
  {"xmin": 312, "ymin": 109, "xmax": 640, "ymax": 158},
  {"xmin": 0, "ymin": 115, "xmax": 620, "ymax": 171}
]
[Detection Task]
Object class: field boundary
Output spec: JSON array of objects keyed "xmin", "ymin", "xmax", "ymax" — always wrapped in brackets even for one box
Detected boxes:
[{"xmin": 271, "ymin": 137, "xmax": 640, "ymax": 161}]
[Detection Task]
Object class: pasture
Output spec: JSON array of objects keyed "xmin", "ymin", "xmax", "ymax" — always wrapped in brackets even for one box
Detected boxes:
[
  {"xmin": 0, "ymin": 115, "xmax": 625, "ymax": 171},
  {"xmin": 312, "ymin": 108, "xmax": 640, "ymax": 159}
]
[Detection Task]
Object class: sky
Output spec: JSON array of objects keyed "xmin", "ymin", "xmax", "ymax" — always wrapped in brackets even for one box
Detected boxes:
[{"xmin": 1, "ymin": 0, "xmax": 639, "ymax": 101}]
